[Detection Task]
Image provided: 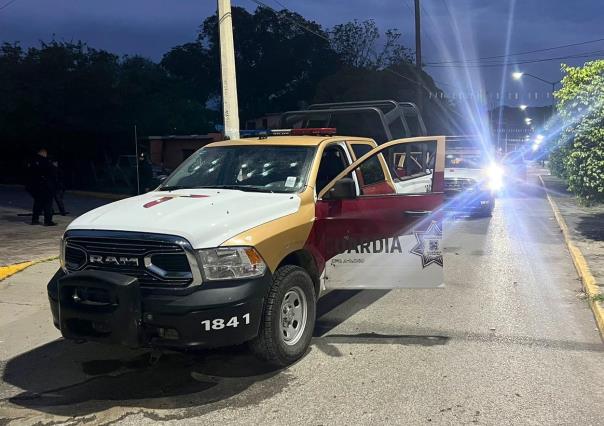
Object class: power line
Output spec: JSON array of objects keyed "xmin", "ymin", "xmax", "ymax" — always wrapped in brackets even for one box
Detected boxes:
[
  {"xmin": 426, "ymin": 37, "xmax": 604, "ymax": 65},
  {"xmin": 248, "ymin": 0, "xmax": 436, "ymax": 87},
  {"xmin": 271, "ymin": 0, "xmax": 288, "ymax": 10},
  {"xmin": 249, "ymin": 0, "xmax": 330, "ymax": 42},
  {"xmin": 0, "ymin": 0, "xmax": 19, "ymax": 12},
  {"xmin": 425, "ymin": 49, "xmax": 604, "ymax": 68},
  {"xmin": 247, "ymin": 0, "xmax": 469, "ymax": 127}
]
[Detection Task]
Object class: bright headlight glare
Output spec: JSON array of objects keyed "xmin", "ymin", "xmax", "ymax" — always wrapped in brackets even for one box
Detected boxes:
[
  {"xmin": 485, "ymin": 163, "xmax": 503, "ymax": 179},
  {"xmin": 488, "ymin": 178, "xmax": 503, "ymax": 191},
  {"xmin": 197, "ymin": 247, "xmax": 267, "ymax": 280},
  {"xmin": 483, "ymin": 163, "xmax": 504, "ymax": 191}
]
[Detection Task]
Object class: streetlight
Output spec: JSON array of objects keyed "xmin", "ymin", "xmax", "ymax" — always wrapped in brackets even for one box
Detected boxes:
[
  {"xmin": 511, "ymin": 71, "xmax": 561, "ymax": 96},
  {"xmin": 525, "ymin": 117, "xmax": 532, "ymax": 125},
  {"xmin": 519, "ymin": 104, "xmax": 528, "ymax": 111}
]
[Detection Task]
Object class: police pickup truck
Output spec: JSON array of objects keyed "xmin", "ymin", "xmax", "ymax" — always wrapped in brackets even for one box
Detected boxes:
[
  {"xmin": 49, "ymin": 127, "xmax": 446, "ymax": 366},
  {"xmin": 443, "ymin": 136, "xmax": 502, "ymax": 217}
]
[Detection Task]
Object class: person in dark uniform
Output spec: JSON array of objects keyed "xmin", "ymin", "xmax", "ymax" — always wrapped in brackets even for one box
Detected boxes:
[
  {"xmin": 138, "ymin": 152, "xmax": 153, "ymax": 193},
  {"xmin": 26, "ymin": 148, "xmax": 57, "ymax": 226},
  {"xmin": 51, "ymin": 160, "xmax": 68, "ymax": 215}
]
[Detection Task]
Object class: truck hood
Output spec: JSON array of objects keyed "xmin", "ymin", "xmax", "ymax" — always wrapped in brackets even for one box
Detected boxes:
[
  {"xmin": 68, "ymin": 189, "xmax": 301, "ymax": 249},
  {"xmin": 444, "ymin": 168, "xmax": 484, "ymax": 181}
]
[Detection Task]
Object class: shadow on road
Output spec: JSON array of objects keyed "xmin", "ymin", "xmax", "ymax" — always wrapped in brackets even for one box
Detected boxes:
[
  {"xmin": 1, "ymin": 289, "xmax": 450, "ymax": 418},
  {"xmin": 3, "ymin": 341, "xmax": 287, "ymax": 417}
]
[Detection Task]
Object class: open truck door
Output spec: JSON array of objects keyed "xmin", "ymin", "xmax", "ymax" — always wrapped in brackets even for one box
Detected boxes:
[{"xmin": 315, "ymin": 136, "xmax": 446, "ymax": 289}]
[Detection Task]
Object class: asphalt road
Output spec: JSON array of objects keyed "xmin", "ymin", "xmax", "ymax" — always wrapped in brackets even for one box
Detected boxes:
[{"xmin": 0, "ymin": 170, "xmax": 603, "ymax": 425}]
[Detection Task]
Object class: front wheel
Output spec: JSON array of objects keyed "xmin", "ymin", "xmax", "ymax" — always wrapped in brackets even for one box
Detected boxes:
[{"xmin": 250, "ymin": 265, "xmax": 316, "ymax": 366}]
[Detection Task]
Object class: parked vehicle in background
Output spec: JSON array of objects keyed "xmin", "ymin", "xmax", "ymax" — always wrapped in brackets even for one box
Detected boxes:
[{"xmin": 443, "ymin": 136, "xmax": 501, "ymax": 217}]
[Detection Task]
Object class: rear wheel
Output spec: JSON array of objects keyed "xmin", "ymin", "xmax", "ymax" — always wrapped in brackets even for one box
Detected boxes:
[{"xmin": 250, "ymin": 265, "xmax": 316, "ymax": 366}]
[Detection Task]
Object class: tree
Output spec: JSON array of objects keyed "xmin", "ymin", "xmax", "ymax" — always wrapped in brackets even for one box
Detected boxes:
[
  {"xmin": 1, "ymin": 8, "xmax": 450, "ymax": 189},
  {"xmin": 0, "ymin": 41, "xmax": 215, "ymax": 188},
  {"xmin": 190, "ymin": 6, "xmax": 341, "ymax": 121},
  {"xmin": 551, "ymin": 60, "xmax": 604, "ymax": 202},
  {"xmin": 330, "ymin": 20, "xmax": 412, "ymax": 69}
]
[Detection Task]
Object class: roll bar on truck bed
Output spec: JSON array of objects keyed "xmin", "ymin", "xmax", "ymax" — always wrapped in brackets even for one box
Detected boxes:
[{"xmin": 279, "ymin": 100, "xmax": 427, "ymax": 145}]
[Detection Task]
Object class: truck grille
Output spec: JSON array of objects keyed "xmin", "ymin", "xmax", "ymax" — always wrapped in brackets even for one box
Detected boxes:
[
  {"xmin": 444, "ymin": 178, "xmax": 476, "ymax": 194},
  {"xmin": 63, "ymin": 231, "xmax": 198, "ymax": 287}
]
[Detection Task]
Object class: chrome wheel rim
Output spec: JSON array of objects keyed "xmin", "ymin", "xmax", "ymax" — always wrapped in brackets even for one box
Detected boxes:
[{"xmin": 279, "ymin": 286, "xmax": 307, "ymax": 346}]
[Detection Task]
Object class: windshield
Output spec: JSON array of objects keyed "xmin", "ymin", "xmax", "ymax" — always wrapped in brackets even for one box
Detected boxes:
[
  {"xmin": 445, "ymin": 154, "xmax": 485, "ymax": 169},
  {"xmin": 160, "ymin": 145, "xmax": 316, "ymax": 193}
]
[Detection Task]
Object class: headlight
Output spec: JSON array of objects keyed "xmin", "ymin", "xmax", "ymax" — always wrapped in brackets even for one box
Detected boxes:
[
  {"xmin": 484, "ymin": 163, "xmax": 504, "ymax": 191},
  {"xmin": 197, "ymin": 247, "xmax": 267, "ymax": 281},
  {"xmin": 485, "ymin": 163, "xmax": 503, "ymax": 179}
]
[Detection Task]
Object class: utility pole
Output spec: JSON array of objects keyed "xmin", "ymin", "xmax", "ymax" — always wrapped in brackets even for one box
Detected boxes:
[
  {"xmin": 414, "ymin": 0, "xmax": 422, "ymax": 73},
  {"xmin": 413, "ymin": 0, "xmax": 424, "ymax": 113},
  {"xmin": 218, "ymin": 0, "xmax": 240, "ymax": 140},
  {"xmin": 134, "ymin": 124, "xmax": 140, "ymax": 195}
]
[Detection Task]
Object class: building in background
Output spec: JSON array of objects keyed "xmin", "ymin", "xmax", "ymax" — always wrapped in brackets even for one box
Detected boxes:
[
  {"xmin": 244, "ymin": 113, "xmax": 282, "ymax": 130},
  {"xmin": 148, "ymin": 133, "xmax": 223, "ymax": 170}
]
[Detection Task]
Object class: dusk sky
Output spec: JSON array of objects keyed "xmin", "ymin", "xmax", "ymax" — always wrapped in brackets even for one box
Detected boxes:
[{"xmin": 2, "ymin": 0, "xmax": 603, "ymax": 106}]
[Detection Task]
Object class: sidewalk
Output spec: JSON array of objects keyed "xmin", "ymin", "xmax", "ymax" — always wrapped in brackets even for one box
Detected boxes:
[
  {"xmin": 539, "ymin": 172, "xmax": 604, "ymax": 334},
  {"xmin": 0, "ymin": 186, "xmax": 112, "ymax": 267}
]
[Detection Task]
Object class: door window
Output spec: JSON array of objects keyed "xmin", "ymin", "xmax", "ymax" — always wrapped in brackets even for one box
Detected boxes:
[
  {"xmin": 350, "ymin": 143, "xmax": 389, "ymax": 194},
  {"xmin": 386, "ymin": 141, "xmax": 437, "ymax": 194},
  {"xmin": 315, "ymin": 144, "xmax": 351, "ymax": 193}
]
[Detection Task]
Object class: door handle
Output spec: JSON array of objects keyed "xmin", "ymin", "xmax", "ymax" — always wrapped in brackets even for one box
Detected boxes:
[{"xmin": 404, "ymin": 210, "xmax": 431, "ymax": 216}]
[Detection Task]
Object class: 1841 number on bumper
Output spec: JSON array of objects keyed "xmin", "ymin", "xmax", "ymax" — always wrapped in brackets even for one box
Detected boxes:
[{"xmin": 202, "ymin": 313, "xmax": 251, "ymax": 331}]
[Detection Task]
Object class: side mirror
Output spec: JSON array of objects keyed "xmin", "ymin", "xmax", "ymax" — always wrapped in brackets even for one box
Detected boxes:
[{"xmin": 324, "ymin": 177, "xmax": 357, "ymax": 200}]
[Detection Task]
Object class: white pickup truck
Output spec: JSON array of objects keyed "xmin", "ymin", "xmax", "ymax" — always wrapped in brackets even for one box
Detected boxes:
[
  {"xmin": 443, "ymin": 138, "xmax": 502, "ymax": 217},
  {"xmin": 48, "ymin": 128, "xmax": 446, "ymax": 366}
]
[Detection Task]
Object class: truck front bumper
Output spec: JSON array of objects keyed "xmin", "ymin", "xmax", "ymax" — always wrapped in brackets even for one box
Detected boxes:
[
  {"xmin": 47, "ymin": 269, "xmax": 271, "ymax": 349},
  {"xmin": 444, "ymin": 190, "xmax": 494, "ymax": 214}
]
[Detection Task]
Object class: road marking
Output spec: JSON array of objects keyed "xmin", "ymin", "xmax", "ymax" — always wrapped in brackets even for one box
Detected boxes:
[{"xmin": 0, "ymin": 257, "xmax": 58, "ymax": 281}]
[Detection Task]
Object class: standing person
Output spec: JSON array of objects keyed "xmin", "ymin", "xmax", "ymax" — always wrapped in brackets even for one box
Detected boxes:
[
  {"xmin": 138, "ymin": 152, "xmax": 153, "ymax": 193},
  {"xmin": 26, "ymin": 148, "xmax": 57, "ymax": 226},
  {"xmin": 51, "ymin": 160, "xmax": 67, "ymax": 215}
]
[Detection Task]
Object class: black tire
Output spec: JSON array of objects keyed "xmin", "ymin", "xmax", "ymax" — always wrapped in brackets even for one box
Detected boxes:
[{"xmin": 250, "ymin": 265, "xmax": 316, "ymax": 366}]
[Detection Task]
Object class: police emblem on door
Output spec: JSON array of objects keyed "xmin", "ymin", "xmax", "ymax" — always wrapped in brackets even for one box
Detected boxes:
[{"xmin": 410, "ymin": 221, "xmax": 443, "ymax": 268}]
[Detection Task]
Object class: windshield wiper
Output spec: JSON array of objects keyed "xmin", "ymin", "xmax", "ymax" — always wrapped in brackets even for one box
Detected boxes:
[
  {"xmin": 158, "ymin": 185, "xmax": 192, "ymax": 191},
  {"xmin": 200, "ymin": 185, "xmax": 273, "ymax": 193}
]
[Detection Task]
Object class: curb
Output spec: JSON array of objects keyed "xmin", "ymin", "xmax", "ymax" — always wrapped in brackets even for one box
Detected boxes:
[
  {"xmin": 539, "ymin": 175, "xmax": 604, "ymax": 338},
  {"xmin": 0, "ymin": 256, "xmax": 58, "ymax": 281}
]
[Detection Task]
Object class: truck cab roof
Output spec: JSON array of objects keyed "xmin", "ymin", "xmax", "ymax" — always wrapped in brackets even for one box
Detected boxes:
[{"xmin": 206, "ymin": 135, "xmax": 376, "ymax": 148}]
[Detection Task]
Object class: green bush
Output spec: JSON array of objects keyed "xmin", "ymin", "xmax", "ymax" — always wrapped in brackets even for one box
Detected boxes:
[{"xmin": 552, "ymin": 60, "xmax": 604, "ymax": 202}]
